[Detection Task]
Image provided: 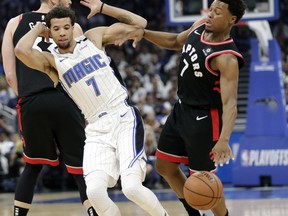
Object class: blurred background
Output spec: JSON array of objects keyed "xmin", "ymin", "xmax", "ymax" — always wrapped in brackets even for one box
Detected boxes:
[{"xmin": 0, "ymin": 0, "xmax": 287, "ymax": 193}]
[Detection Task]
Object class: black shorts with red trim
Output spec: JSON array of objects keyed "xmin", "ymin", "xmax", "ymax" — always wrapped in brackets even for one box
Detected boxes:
[
  {"xmin": 17, "ymin": 89, "xmax": 86, "ymax": 174},
  {"xmin": 156, "ymin": 100, "xmax": 222, "ymax": 172}
]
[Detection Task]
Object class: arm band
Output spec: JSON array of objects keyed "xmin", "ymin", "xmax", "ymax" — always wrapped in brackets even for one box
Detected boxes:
[{"xmin": 99, "ymin": 2, "xmax": 105, "ymax": 14}]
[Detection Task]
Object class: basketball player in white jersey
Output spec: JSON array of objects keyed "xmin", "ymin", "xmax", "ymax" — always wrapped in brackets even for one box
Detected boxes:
[{"xmin": 14, "ymin": 1, "xmax": 169, "ymax": 215}]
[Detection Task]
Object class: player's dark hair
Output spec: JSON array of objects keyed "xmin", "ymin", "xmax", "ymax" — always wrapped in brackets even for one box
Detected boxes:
[
  {"xmin": 219, "ymin": 0, "xmax": 246, "ymax": 23},
  {"xmin": 45, "ymin": 6, "xmax": 76, "ymax": 28}
]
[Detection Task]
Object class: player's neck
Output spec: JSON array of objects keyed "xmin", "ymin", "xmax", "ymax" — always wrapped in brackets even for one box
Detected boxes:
[
  {"xmin": 204, "ymin": 30, "xmax": 231, "ymax": 43},
  {"xmin": 35, "ymin": 3, "xmax": 53, "ymax": 14},
  {"xmin": 58, "ymin": 40, "xmax": 77, "ymax": 54}
]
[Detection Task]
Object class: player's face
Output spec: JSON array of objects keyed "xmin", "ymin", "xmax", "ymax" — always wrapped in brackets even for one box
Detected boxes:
[
  {"xmin": 56, "ymin": 0, "xmax": 72, "ymax": 8},
  {"xmin": 50, "ymin": 18, "xmax": 74, "ymax": 50},
  {"xmin": 205, "ymin": 0, "xmax": 236, "ymax": 33}
]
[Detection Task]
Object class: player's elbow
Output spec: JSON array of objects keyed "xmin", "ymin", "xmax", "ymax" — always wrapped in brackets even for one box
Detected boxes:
[
  {"xmin": 5, "ymin": 73, "xmax": 14, "ymax": 86},
  {"xmin": 139, "ymin": 18, "xmax": 147, "ymax": 29},
  {"xmin": 134, "ymin": 16, "xmax": 147, "ymax": 29},
  {"xmin": 14, "ymin": 44, "xmax": 30, "ymax": 61}
]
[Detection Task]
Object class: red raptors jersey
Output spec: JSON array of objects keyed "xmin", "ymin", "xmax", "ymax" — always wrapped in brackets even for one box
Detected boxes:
[
  {"xmin": 177, "ymin": 24, "xmax": 244, "ymax": 108},
  {"xmin": 13, "ymin": 12, "xmax": 55, "ymax": 97}
]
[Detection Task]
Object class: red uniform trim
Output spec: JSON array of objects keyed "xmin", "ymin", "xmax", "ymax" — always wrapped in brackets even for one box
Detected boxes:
[
  {"xmin": 16, "ymin": 98, "xmax": 23, "ymax": 132},
  {"xmin": 18, "ymin": 14, "xmax": 23, "ymax": 22},
  {"xmin": 66, "ymin": 165, "xmax": 83, "ymax": 174},
  {"xmin": 201, "ymin": 31, "xmax": 234, "ymax": 45},
  {"xmin": 210, "ymin": 108, "xmax": 220, "ymax": 141},
  {"xmin": 205, "ymin": 50, "xmax": 244, "ymax": 76},
  {"xmin": 155, "ymin": 149, "xmax": 189, "ymax": 164},
  {"xmin": 23, "ymin": 153, "xmax": 60, "ymax": 166},
  {"xmin": 16, "ymin": 98, "xmax": 26, "ymax": 147}
]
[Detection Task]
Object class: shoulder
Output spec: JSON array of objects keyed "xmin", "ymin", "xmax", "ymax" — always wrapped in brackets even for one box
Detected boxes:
[
  {"xmin": 73, "ymin": 23, "xmax": 83, "ymax": 37},
  {"xmin": 191, "ymin": 18, "xmax": 207, "ymax": 31},
  {"xmin": 213, "ymin": 53, "xmax": 241, "ymax": 72},
  {"xmin": 84, "ymin": 27, "xmax": 106, "ymax": 50},
  {"xmin": 5, "ymin": 15, "xmax": 21, "ymax": 33}
]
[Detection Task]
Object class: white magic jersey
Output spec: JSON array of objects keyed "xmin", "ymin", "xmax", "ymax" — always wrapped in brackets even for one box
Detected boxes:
[{"xmin": 51, "ymin": 36, "xmax": 128, "ymax": 122}]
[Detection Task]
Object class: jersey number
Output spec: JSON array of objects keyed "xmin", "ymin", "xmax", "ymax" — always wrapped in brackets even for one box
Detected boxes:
[
  {"xmin": 180, "ymin": 59, "xmax": 189, "ymax": 77},
  {"xmin": 86, "ymin": 77, "xmax": 101, "ymax": 96}
]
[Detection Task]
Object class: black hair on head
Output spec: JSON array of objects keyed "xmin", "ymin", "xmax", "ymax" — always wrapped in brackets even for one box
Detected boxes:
[
  {"xmin": 219, "ymin": 0, "xmax": 247, "ymax": 23},
  {"xmin": 45, "ymin": 6, "xmax": 76, "ymax": 28}
]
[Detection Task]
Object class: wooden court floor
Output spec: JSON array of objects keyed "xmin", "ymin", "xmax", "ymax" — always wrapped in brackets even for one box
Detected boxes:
[{"xmin": 1, "ymin": 186, "xmax": 288, "ymax": 216}]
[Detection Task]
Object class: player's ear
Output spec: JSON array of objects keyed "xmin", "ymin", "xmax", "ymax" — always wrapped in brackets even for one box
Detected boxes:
[
  {"xmin": 230, "ymin": 15, "xmax": 237, "ymax": 24},
  {"xmin": 46, "ymin": 29, "xmax": 52, "ymax": 43}
]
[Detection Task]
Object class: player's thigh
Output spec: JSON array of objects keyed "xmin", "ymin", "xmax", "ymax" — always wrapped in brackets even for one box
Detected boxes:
[
  {"xmin": 18, "ymin": 96, "xmax": 58, "ymax": 162},
  {"xmin": 83, "ymin": 117, "xmax": 119, "ymax": 183},
  {"xmin": 117, "ymin": 107, "xmax": 146, "ymax": 173},
  {"xmin": 181, "ymin": 109, "xmax": 217, "ymax": 171},
  {"xmin": 52, "ymin": 97, "xmax": 86, "ymax": 168},
  {"xmin": 156, "ymin": 103, "xmax": 188, "ymax": 163}
]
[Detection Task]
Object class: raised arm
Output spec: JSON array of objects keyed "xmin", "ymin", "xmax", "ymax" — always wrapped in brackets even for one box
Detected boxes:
[
  {"xmin": 143, "ymin": 28, "xmax": 191, "ymax": 51},
  {"xmin": 85, "ymin": 22, "xmax": 144, "ymax": 49},
  {"xmin": 114, "ymin": 18, "xmax": 207, "ymax": 50},
  {"xmin": 14, "ymin": 22, "xmax": 58, "ymax": 84},
  {"xmin": 2, "ymin": 17, "xmax": 19, "ymax": 95},
  {"xmin": 143, "ymin": 18, "xmax": 206, "ymax": 50},
  {"xmin": 80, "ymin": 0, "xmax": 147, "ymax": 28}
]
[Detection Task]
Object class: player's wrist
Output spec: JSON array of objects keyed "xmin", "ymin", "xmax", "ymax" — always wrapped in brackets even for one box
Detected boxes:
[
  {"xmin": 143, "ymin": 29, "xmax": 146, "ymax": 38},
  {"xmin": 99, "ymin": 2, "xmax": 105, "ymax": 14}
]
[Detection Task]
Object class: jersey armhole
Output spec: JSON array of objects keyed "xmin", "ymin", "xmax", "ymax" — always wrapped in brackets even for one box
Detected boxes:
[{"xmin": 18, "ymin": 14, "xmax": 23, "ymax": 23}]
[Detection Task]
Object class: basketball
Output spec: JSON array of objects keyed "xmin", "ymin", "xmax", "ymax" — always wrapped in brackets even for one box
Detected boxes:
[{"xmin": 183, "ymin": 171, "xmax": 223, "ymax": 210}]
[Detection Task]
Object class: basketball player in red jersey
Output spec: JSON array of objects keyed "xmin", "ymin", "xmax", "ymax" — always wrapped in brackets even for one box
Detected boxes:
[{"xmin": 117, "ymin": 0, "xmax": 246, "ymax": 215}]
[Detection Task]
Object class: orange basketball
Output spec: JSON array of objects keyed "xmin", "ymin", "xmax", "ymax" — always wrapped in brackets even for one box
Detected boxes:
[{"xmin": 183, "ymin": 171, "xmax": 223, "ymax": 210}]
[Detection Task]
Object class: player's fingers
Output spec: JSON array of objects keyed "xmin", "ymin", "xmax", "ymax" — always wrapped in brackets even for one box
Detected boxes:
[
  {"xmin": 218, "ymin": 155, "xmax": 225, "ymax": 167},
  {"xmin": 80, "ymin": 1, "xmax": 89, "ymax": 7},
  {"xmin": 230, "ymin": 152, "xmax": 235, "ymax": 161},
  {"xmin": 114, "ymin": 39, "xmax": 123, "ymax": 46},
  {"xmin": 132, "ymin": 38, "xmax": 140, "ymax": 48},
  {"xmin": 209, "ymin": 151, "xmax": 214, "ymax": 160},
  {"xmin": 224, "ymin": 155, "xmax": 230, "ymax": 165},
  {"xmin": 114, "ymin": 37, "xmax": 127, "ymax": 46},
  {"xmin": 212, "ymin": 153, "xmax": 220, "ymax": 167},
  {"xmin": 87, "ymin": 12, "xmax": 96, "ymax": 19}
]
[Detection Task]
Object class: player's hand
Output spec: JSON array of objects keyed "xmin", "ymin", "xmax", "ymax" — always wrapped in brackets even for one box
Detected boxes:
[
  {"xmin": 80, "ymin": 0, "xmax": 102, "ymax": 19},
  {"xmin": 114, "ymin": 28, "xmax": 145, "ymax": 48},
  {"xmin": 210, "ymin": 139, "xmax": 234, "ymax": 167},
  {"xmin": 35, "ymin": 22, "xmax": 49, "ymax": 42}
]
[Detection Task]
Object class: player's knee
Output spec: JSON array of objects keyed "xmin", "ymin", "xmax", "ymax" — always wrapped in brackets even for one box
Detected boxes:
[
  {"xmin": 85, "ymin": 171, "xmax": 110, "ymax": 203},
  {"xmin": 86, "ymin": 185, "xmax": 103, "ymax": 198},
  {"xmin": 121, "ymin": 171, "xmax": 143, "ymax": 202},
  {"xmin": 25, "ymin": 163, "xmax": 43, "ymax": 174},
  {"xmin": 122, "ymin": 183, "xmax": 141, "ymax": 201},
  {"xmin": 155, "ymin": 159, "xmax": 177, "ymax": 177}
]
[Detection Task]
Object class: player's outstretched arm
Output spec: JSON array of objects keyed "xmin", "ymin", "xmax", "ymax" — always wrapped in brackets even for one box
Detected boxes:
[
  {"xmin": 80, "ymin": 0, "xmax": 147, "ymax": 28},
  {"xmin": 14, "ymin": 22, "xmax": 58, "ymax": 83},
  {"xmin": 115, "ymin": 19, "xmax": 206, "ymax": 51},
  {"xmin": 143, "ymin": 18, "xmax": 207, "ymax": 50},
  {"xmin": 85, "ymin": 22, "xmax": 144, "ymax": 49}
]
